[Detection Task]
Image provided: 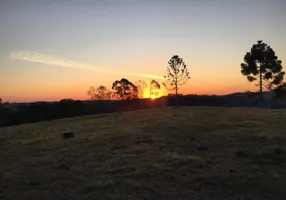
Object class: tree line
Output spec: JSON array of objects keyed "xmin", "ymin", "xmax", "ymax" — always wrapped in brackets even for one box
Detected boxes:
[
  {"xmin": 1, "ymin": 93, "xmax": 286, "ymax": 127},
  {"xmin": 86, "ymin": 41, "xmax": 285, "ymax": 106},
  {"xmin": 87, "ymin": 79, "xmax": 162, "ymax": 100},
  {"xmin": 0, "ymin": 40, "xmax": 286, "ymax": 127},
  {"xmin": 87, "ymin": 54, "xmax": 191, "ymax": 101},
  {"xmin": 2, "ymin": 40, "xmax": 285, "ymax": 105}
]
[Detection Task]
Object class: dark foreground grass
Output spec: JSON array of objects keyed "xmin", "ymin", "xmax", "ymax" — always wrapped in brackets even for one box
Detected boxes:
[{"xmin": 1, "ymin": 107, "xmax": 286, "ymax": 200}]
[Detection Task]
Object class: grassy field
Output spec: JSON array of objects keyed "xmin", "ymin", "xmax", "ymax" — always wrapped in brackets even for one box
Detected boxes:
[{"xmin": 1, "ymin": 107, "xmax": 286, "ymax": 200}]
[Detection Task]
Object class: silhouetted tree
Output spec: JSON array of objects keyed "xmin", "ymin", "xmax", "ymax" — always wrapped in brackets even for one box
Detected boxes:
[
  {"xmin": 241, "ymin": 40, "xmax": 285, "ymax": 107},
  {"xmin": 112, "ymin": 78, "xmax": 138, "ymax": 100},
  {"xmin": 87, "ymin": 85, "xmax": 111, "ymax": 100},
  {"xmin": 150, "ymin": 80, "xmax": 161, "ymax": 98},
  {"xmin": 163, "ymin": 55, "xmax": 190, "ymax": 97},
  {"xmin": 136, "ymin": 80, "xmax": 147, "ymax": 99},
  {"xmin": 0, "ymin": 98, "xmax": 2, "ymax": 104}
]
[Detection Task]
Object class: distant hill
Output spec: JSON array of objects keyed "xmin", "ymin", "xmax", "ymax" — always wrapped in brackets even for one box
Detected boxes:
[{"xmin": 1, "ymin": 93, "xmax": 285, "ymax": 127}]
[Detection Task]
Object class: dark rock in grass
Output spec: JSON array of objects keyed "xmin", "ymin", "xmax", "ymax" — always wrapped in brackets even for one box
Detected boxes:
[
  {"xmin": 58, "ymin": 163, "xmax": 69, "ymax": 169},
  {"xmin": 274, "ymin": 148, "xmax": 284, "ymax": 155},
  {"xmin": 235, "ymin": 150, "xmax": 248, "ymax": 158},
  {"xmin": 197, "ymin": 163, "xmax": 204, "ymax": 169},
  {"xmin": 62, "ymin": 132, "xmax": 74, "ymax": 139},
  {"xmin": 197, "ymin": 144, "xmax": 208, "ymax": 151}
]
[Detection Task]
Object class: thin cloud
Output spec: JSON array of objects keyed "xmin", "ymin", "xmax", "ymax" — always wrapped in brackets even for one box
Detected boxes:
[
  {"xmin": 10, "ymin": 51, "xmax": 103, "ymax": 71},
  {"xmin": 130, "ymin": 73, "xmax": 164, "ymax": 80},
  {"xmin": 9, "ymin": 51, "xmax": 164, "ymax": 80}
]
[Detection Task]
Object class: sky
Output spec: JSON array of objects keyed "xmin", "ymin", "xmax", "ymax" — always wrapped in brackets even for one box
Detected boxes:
[{"xmin": 0, "ymin": 0, "xmax": 286, "ymax": 102}]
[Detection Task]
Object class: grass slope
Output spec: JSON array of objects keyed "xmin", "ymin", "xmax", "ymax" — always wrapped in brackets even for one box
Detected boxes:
[{"xmin": 1, "ymin": 107, "xmax": 286, "ymax": 200}]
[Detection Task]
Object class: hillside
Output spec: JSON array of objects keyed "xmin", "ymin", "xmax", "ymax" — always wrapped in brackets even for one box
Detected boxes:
[{"xmin": 1, "ymin": 107, "xmax": 286, "ymax": 200}]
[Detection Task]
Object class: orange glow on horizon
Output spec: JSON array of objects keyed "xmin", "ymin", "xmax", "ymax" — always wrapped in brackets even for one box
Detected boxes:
[
  {"xmin": 1, "ymin": 71, "xmax": 259, "ymax": 102},
  {"xmin": 2, "ymin": 48, "xmax": 267, "ymax": 103},
  {"xmin": 141, "ymin": 85, "xmax": 165, "ymax": 99},
  {"xmin": 150, "ymin": 95, "xmax": 157, "ymax": 99}
]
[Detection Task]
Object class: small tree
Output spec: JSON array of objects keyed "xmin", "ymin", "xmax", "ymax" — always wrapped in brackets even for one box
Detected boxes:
[
  {"xmin": 163, "ymin": 55, "xmax": 190, "ymax": 97},
  {"xmin": 150, "ymin": 80, "xmax": 161, "ymax": 98},
  {"xmin": 87, "ymin": 85, "xmax": 111, "ymax": 100},
  {"xmin": 112, "ymin": 78, "xmax": 138, "ymax": 100},
  {"xmin": 241, "ymin": 40, "xmax": 285, "ymax": 107},
  {"xmin": 136, "ymin": 80, "xmax": 147, "ymax": 99}
]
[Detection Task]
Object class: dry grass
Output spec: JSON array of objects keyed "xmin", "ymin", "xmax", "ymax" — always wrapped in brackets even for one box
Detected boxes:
[{"xmin": 1, "ymin": 107, "xmax": 286, "ymax": 200}]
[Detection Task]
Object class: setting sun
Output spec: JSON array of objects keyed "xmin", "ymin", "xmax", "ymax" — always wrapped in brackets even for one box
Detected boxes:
[{"xmin": 151, "ymin": 95, "xmax": 157, "ymax": 99}]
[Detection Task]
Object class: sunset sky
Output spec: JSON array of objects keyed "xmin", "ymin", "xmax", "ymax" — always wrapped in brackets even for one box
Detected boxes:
[{"xmin": 0, "ymin": 0, "xmax": 286, "ymax": 102}]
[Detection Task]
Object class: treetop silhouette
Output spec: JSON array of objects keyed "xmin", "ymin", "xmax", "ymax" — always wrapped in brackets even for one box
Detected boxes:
[
  {"xmin": 241, "ymin": 40, "xmax": 284, "ymax": 91},
  {"xmin": 163, "ymin": 55, "xmax": 190, "ymax": 97},
  {"xmin": 87, "ymin": 85, "xmax": 111, "ymax": 100},
  {"xmin": 150, "ymin": 80, "xmax": 161, "ymax": 98},
  {"xmin": 241, "ymin": 40, "xmax": 285, "ymax": 106},
  {"xmin": 112, "ymin": 78, "xmax": 138, "ymax": 100}
]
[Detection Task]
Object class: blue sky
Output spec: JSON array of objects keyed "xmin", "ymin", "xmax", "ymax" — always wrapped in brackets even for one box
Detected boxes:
[{"xmin": 0, "ymin": 0, "xmax": 286, "ymax": 102}]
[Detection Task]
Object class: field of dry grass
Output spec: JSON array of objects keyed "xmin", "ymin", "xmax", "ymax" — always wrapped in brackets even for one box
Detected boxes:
[{"xmin": 1, "ymin": 107, "xmax": 286, "ymax": 200}]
